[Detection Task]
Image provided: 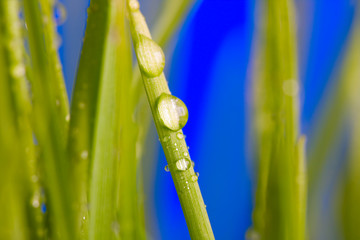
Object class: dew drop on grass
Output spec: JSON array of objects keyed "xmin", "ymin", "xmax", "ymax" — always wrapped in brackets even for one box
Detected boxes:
[
  {"xmin": 128, "ymin": 0, "xmax": 140, "ymax": 11},
  {"xmin": 191, "ymin": 175, "xmax": 198, "ymax": 182},
  {"xmin": 78, "ymin": 102, "xmax": 85, "ymax": 109},
  {"xmin": 164, "ymin": 165, "xmax": 169, "ymax": 172},
  {"xmin": 31, "ymin": 175, "xmax": 39, "ymax": 183},
  {"xmin": 11, "ymin": 64, "xmax": 25, "ymax": 78},
  {"xmin": 245, "ymin": 228, "xmax": 261, "ymax": 240},
  {"xmin": 162, "ymin": 135, "xmax": 170, "ymax": 142},
  {"xmin": 282, "ymin": 79, "xmax": 299, "ymax": 97},
  {"xmin": 54, "ymin": 2, "xmax": 67, "ymax": 25},
  {"xmin": 111, "ymin": 221, "xmax": 120, "ymax": 235},
  {"xmin": 156, "ymin": 93, "xmax": 188, "ymax": 131},
  {"xmin": 175, "ymin": 158, "xmax": 190, "ymax": 171},
  {"xmin": 135, "ymin": 34, "xmax": 165, "ymax": 78},
  {"xmin": 176, "ymin": 132, "xmax": 184, "ymax": 139},
  {"xmin": 80, "ymin": 150, "xmax": 88, "ymax": 160},
  {"xmin": 183, "ymin": 152, "xmax": 189, "ymax": 157},
  {"xmin": 32, "ymin": 195, "xmax": 40, "ymax": 208}
]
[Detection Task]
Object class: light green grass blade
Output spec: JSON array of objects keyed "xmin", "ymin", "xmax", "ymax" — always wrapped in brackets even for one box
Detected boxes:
[
  {"xmin": 338, "ymin": 16, "xmax": 360, "ymax": 240},
  {"xmin": 251, "ymin": 0, "xmax": 305, "ymax": 239},
  {"xmin": 0, "ymin": 0, "xmax": 45, "ymax": 238},
  {"xmin": 88, "ymin": 0, "xmax": 138, "ymax": 239},
  {"xmin": 67, "ymin": 0, "xmax": 113, "ymax": 236},
  {"xmin": 0, "ymin": 1, "xmax": 32, "ymax": 238},
  {"xmin": 23, "ymin": 0, "xmax": 74, "ymax": 239},
  {"xmin": 128, "ymin": 1, "xmax": 214, "ymax": 239}
]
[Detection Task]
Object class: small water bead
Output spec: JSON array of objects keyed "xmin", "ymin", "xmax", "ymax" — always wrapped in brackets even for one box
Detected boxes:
[
  {"xmin": 183, "ymin": 152, "xmax": 189, "ymax": 157},
  {"xmin": 78, "ymin": 102, "xmax": 85, "ymax": 109},
  {"xmin": 191, "ymin": 175, "xmax": 198, "ymax": 182},
  {"xmin": 164, "ymin": 165, "xmax": 169, "ymax": 172},
  {"xmin": 245, "ymin": 229, "xmax": 261, "ymax": 240},
  {"xmin": 156, "ymin": 93, "xmax": 188, "ymax": 131},
  {"xmin": 31, "ymin": 175, "xmax": 39, "ymax": 183},
  {"xmin": 32, "ymin": 195, "xmax": 40, "ymax": 208},
  {"xmin": 65, "ymin": 114, "xmax": 70, "ymax": 122},
  {"xmin": 175, "ymin": 158, "xmax": 190, "ymax": 171},
  {"xmin": 135, "ymin": 34, "xmax": 165, "ymax": 78},
  {"xmin": 11, "ymin": 64, "xmax": 25, "ymax": 78},
  {"xmin": 80, "ymin": 150, "xmax": 88, "ymax": 160},
  {"xmin": 282, "ymin": 79, "xmax": 299, "ymax": 97},
  {"xmin": 162, "ymin": 135, "xmax": 170, "ymax": 142},
  {"xmin": 176, "ymin": 132, "xmax": 184, "ymax": 139},
  {"xmin": 128, "ymin": 0, "xmax": 140, "ymax": 11},
  {"xmin": 54, "ymin": 2, "xmax": 67, "ymax": 25},
  {"xmin": 111, "ymin": 221, "xmax": 120, "ymax": 235}
]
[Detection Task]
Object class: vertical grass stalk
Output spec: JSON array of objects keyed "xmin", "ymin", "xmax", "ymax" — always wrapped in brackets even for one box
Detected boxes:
[
  {"xmin": 339, "ymin": 13, "xmax": 360, "ymax": 240},
  {"xmin": 23, "ymin": 0, "xmax": 73, "ymax": 238},
  {"xmin": 251, "ymin": 0, "xmax": 306, "ymax": 239},
  {"xmin": 127, "ymin": 0, "xmax": 214, "ymax": 239}
]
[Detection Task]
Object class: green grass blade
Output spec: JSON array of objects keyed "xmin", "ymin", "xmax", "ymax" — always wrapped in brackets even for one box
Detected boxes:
[
  {"xmin": 67, "ymin": 0, "xmax": 113, "ymax": 236},
  {"xmin": 251, "ymin": 0, "xmax": 304, "ymax": 239},
  {"xmin": 127, "ymin": 1, "xmax": 214, "ymax": 239},
  {"xmin": 338, "ymin": 16, "xmax": 360, "ymax": 240},
  {"xmin": 0, "ymin": 0, "xmax": 45, "ymax": 238},
  {"xmin": 87, "ymin": 0, "xmax": 136, "ymax": 239},
  {"xmin": 0, "ymin": 1, "xmax": 32, "ymax": 238},
  {"xmin": 23, "ymin": 0, "xmax": 74, "ymax": 239}
]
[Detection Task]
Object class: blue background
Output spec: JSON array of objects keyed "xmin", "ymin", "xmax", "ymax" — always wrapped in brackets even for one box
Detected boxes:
[{"xmin": 59, "ymin": 0, "xmax": 357, "ymax": 239}]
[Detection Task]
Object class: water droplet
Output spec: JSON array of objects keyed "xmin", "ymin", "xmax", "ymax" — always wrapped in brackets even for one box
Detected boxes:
[
  {"xmin": 128, "ymin": 0, "xmax": 140, "ymax": 11},
  {"xmin": 196, "ymin": 172, "xmax": 199, "ymax": 177},
  {"xmin": 162, "ymin": 135, "xmax": 170, "ymax": 142},
  {"xmin": 11, "ymin": 65, "xmax": 25, "ymax": 78},
  {"xmin": 245, "ymin": 228, "xmax": 261, "ymax": 240},
  {"xmin": 176, "ymin": 132, "xmax": 184, "ymax": 139},
  {"xmin": 156, "ymin": 93, "xmax": 188, "ymax": 131},
  {"xmin": 42, "ymin": 15, "xmax": 49, "ymax": 24},
  {"xmin": 55, "ymin": 33, "xmax": 63, "ymax": 48},
  {"xmin": 175, "ymin": 158, "xmax": 190, "ymax": 171},
  {"xmin": 282, "ymin": 79, "xmax": 299, "ymax": 97},
  {"xmin": 32, "ymin": 197, "xmax": 40, "ymax": 208},
  {"xmin": 191, "ymin": 175, "xmax": 198, "ymax": 182},
  {"xmin": 81, "ymin": 150, "xmax": 88, "ymax": 160},
  {"xmin": 191, "ymin": 161, "xmax": 195, "ymax": 167},
  {"xmin": 83, "ymin": 216, "xmax": 86, "ymax": 220},
  {"xmin": 31, "ymin": 175, "xmax": 39, "ymax": 182},
  {"xmin": 135, "ymin": 34, "xmax": 165, "ymax": 78},
  {"xmin": 111, "ymin": 221, "xmax": 120, "ymax": 235},
  {"xmin": 54, "ymin": 2, "xmax": 67, "ymax": 25},
  {"xmin": 65, "ymin": 114, "xmax": 70, "ymax": 122},
  {"xmin": 164, "ymin": 165, "xmax": 169, "ymax": 172},
  {"xmin": 183, "ymin": 152, "xmax": 189, "ymax": 157},
  {"xmin": 78, "ymin": 102, "xmax": 85, "ymax": 109}
]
